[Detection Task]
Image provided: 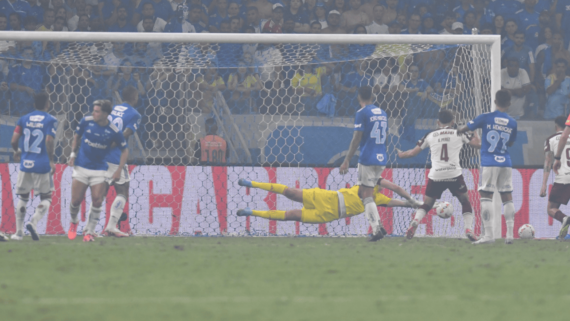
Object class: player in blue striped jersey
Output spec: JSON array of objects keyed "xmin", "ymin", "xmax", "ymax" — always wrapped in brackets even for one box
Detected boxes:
[
  {"xmin": 68, "ymin": 100, "xmax": 129, "ymax": 242},
  {"xmin": 9, "ymin": 92, "xmax": 57, "ymax": 241},
  {"xmin": 103, "ymin": 86, "xmax": 141, "ymax": 237}
]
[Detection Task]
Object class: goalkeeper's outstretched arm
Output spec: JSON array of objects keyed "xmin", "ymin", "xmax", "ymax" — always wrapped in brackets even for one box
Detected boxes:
[{"xmin": 377, "ymin": 178, "xmax": 420, "ymax": 207}]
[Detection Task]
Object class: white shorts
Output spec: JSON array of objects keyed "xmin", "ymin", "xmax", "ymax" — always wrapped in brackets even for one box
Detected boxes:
[
  {"xmin": 479, "ymin": 167, "xmax": 513, "ymax": 193},
  {"xmin": 16, "ymin": 171, "xmax": 54, "ymax": 195},
  {"xmin": 357, "ymin": 164, "xmax": 386, "ymax": 188},
  {"xmin": 105, "ymin": 162, "xmax": 130, "ymax": 185},
  {"xmin": 72, "ymin": 166, "xmax": 107, "ymax": 186}
]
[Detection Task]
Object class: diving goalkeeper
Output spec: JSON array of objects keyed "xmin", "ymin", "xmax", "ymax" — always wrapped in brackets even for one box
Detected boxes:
[{"xmin": 236, "ymin": 178, "xmax": 421, "ymax": 239}]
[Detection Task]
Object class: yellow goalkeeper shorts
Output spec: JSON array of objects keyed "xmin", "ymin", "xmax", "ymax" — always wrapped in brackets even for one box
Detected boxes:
[{"xmin": 301, "ymin": 188, "xmax": 339, "ymax": 223}]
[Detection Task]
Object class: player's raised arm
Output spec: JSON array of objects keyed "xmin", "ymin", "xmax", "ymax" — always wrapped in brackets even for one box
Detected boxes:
[
  {"xmin": 397, "ymin": 146, "xmax": 421, "ymax": 159},
  {"xmin": 340, "ymin": 131, "xmax": 363, "ymax": 174},
  {"xmin": 377, "ymin": 178, "xmax": 421, "ymax": 208},
  {"xmin": 468, "ymin": 131, "xmax": 481, "ymax": 149}
]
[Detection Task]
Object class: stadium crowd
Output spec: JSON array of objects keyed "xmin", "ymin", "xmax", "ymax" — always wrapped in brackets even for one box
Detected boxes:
[{"xmin": 0, "ymin": 0, "xmax": 569, "ymax": 129}]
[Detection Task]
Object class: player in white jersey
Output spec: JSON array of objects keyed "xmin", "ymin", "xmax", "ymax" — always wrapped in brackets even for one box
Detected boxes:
[
  {"xmin": 10, "ymin": 92, "xmax": 58, "ymax": 241},
  {"xmin": 540, "ymin": 116, "xmax": 570, "ymax": 240},
  {"xmin": 102, "ymin": 86, "xmax": 141, "ymax": 238},
  {"xmin": 398, "ymin": 109, "xmax": 481, "ymax": 241}
]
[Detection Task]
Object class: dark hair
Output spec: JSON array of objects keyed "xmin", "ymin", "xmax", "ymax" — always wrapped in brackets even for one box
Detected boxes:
[
  {"xmin": 34, "ymin": 92, "xmax": 49, "ymax": 110},
  {"xmin": 205, "ymin": 118, "xmax": 216, "ymax": 126},
  {"xmin": 514, "ymin": 30, "xmax": 525, "ymax": 37},
  {"xmin": 122, "ymin": 86, "xmax": 138, "ymax": 102},
  {"xmin": 358, "ymin": 86, "xmax": 372, "ymax": 101},
  {"xmin": 438, "ymin": 109, "xmax": 454, "ymax": 124},
  {"xmin": 94, "ymin": 99, "xmax": 112, "ymax": 114},
  {"xmin": 142, "ymin": 2, "xmax": 154, "ymax": 9},
  {"xmin": 353, "ymin": 24, "xmax": 366, "ymax": 34},
  {"xmin": 311, "ymin": 21, "xmax": 322, "ymax": 28},
  {"xmin": 555, "ymin": 115, "xmax": 566, "ymax": 129},
  {"xmin": 507, "ymin": 57, "xmax": 519, "ymax": 65},
  {"xmin": 554, "ymin": 58, "xmax": 568, "ymax": 66},
  {"xmin": 495, "ymin": 89, "xmax": 511, "ymax": 107}
]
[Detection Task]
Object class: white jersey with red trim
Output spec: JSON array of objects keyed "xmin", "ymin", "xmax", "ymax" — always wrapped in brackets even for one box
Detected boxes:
[
  {"xmin": 545, "ymin": 132, "xmax": 570, "ymax": 184},
  {"xmin": 417, "ymin": 127, "xmax": 473, "ymax": 180}
]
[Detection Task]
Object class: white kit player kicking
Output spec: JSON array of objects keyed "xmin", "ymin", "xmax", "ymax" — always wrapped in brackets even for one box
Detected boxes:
[
  {"xmin": 398, "ymin": 109, "xmax": 481, "ymax": 241},
  {"xmin": 540, "ymin": 116, "xmax": 570, "ymax": 240},
  {"xmin": 458, "ymin": 89, "xmax": 518, "ymax": 244},
  {"xmin": 102, "ymin": 86, "xmax": 141, "ymax": 237},
  {"xmin": 9, "ymin": 92, "xmax": 57, "ymax": 241},
  {"xmin": 340, "ymin": 86, "xmax": 421, "ymax": 241},
  {"xmin": 68, "ymin": 100, "xmax": 129, "ymax": 242}
]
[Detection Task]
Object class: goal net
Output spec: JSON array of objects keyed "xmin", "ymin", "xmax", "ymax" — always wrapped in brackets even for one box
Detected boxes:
[{"xmin": 0, "ymin": 32, "xmax": 500, "ymax": 237}]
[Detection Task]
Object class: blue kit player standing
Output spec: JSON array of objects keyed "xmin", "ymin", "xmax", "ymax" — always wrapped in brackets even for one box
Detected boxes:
[
  {"xmin": 103, "ymin": 86, "xmax": 141, "ymax": 238},
  {"xmin": 9, "ymin": 92, "xmax": 57, "ymax": 241},
  {"xmin": 458, "ymin": 89, "xmax": 518, "ymax": 244},
  {"xmin": 340, "ymin": 86, "xmax": 420, "ymax": 241},
  {"xmin": 68, "ymin": 100, "xmax": 129, "ymax": 242}
]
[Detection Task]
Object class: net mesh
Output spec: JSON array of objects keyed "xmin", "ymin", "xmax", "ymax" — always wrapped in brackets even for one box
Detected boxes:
[{"xmin": 0, "ymin": 37, "xmax": 493, "ymax": 237}]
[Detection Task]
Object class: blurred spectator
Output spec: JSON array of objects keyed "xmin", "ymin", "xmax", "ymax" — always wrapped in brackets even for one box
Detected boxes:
[
  {"xmin": 136, "ymin": 3, "xmax": 167, "ymax": 32},
  {"xmin": 555, "ymin": 0, "xmax": 570, "ymax": 50},
  {"xmin": 0, "ymin": 15, "xmax": 16, "ymax": 53},
  {"xmin": 293, "ymin": 64, "xmax": 329, "ymax": 115},
  {"xmin": 501, "ymin": 58, "xmax": 531, "ymax": 119},
  {"xmin": 503, "ymin": 30, "xmax": 535, "ymax": 81},
  {"xmin": 321, "ymin": 10, "xmax": 345, "ymax": 33},
  {"xmin": 502, "ymin": 19, "xmax": 518, "ymax": 48},
  {"xmin": 401, "ymin": 13, "xmax": 421, "ymax": 34},
  {"xmin": 36, "ymin": 8, "xmax": 54, "ymax": 30},
  {"xmin": 338, "ymin": 60, "xmax": 374, "ymax": 115},
  {"xmin": 252, "ymin": 0, "xmax": 273, "ymax": 20},
  {"xmin": 284, "ymin": 0, "xmax": 309, "ymax": 33},
  {"xmin": 75, "ymin": 14, "xmax": 90, "ymax": 31},
  {"xmin": 453, "ymin": 0, "xmax": 474, "ymax": 23},
  {"xmin": 348, "ymin": 25, "xmax": 375, "ymax": 58},
  {"xmin": 388, "ymin": 20, "xmax": 401, "ymax": 34},
  {"xmin": 216, "ymin": 20, "xmax": 243, "ymax": 67},
  {"xmin": 312, "ymin": 3, "xmax": 327, "ymax": 29},
  {"xmin": 26, "ymin": 0, "xmax": 44, "ymax": 24},
  {"xmin": 473, "ymin": 0, "xmax": 494, "ymax": 27},
  {"xmin": 246, "ymin": 6, "xmax": 262, "ymax": 32},
  {"xmin": 492, "ymin": 14, "xmax": 505, "ymax": 36},
  {"xmin": 0, "ymin": 0, "xmax": 31, "ymax": 28},
  {"xmin": 193, "ymin": 67, "xmax": 226, "ymax": 113},
  {"xmin": 108, "ymin": 5, "xmax": 137, "ymax": 32},
  {"xmin": 451, "ymin": 21, "xmax": 464, "ymax": 34},
  {"xmin": 535, "ymin": 25, "xmax": 553, "ymax": 60},
  {"xmin": 254, "ymin": 42, "xmax": 283, "ymax": 86},
  {"xmin": 399, "ymin": 64, "xmax": 435, "ymax": 141},
  {"xmin": 373, "ymin": 57, "xmax": 400, "ymax": 96},
  {"xmin": 282, "ymin": 18, "xmax": 296, "ymax": 33},
  {"xmin": 261, "ymin": 3, "xmax": 283, "ymax": 33},
  {"xmin": 366, "ymin": 5, "xmax": 388, "ymax": 34},
  {"xmin": 463, "ymin": 12, "xmax": 476, "ymax": 33},
  {"xmin": 310, "ymin": 21, "xmax": 322, "ymax": 33},
  {"xmin": 0, "ymin": 69, "xmax": 9, "ymax": 113},
  {"xmin": 382, "ymin": 0, "xmax": 398, "ymax": 25},
  {"xmin": 9, "ymin": 12, "xmax": 23, "ymax": 30},
  {"xmin": 188, "ymin": 4, "xmax": 208, "ymax": 32},
  {"xmin": 228, "ymin": 2, "xmax": 241, "ymax": 21},
  {"xmin": 479, "ymin": 23, "xmax": 494, "ymax": 34},
  {"xmin": 439, "ymin": 11, "xmax": 455, "ymax": 34},
  {"xmin": 329, "ymin": 0, "xmax": 347, "ymax": 15},
  {"xmin": 544, "ymin": 59, "xmax": 570, "ymax": 119},
  {"xmin": 133, "ymin": 0, "xmax": 173, "ymax": 25},
  {"xmin": 360, "ymin": 0, "xmax": 379, "ymax": 22},
  {"xmin": 227, "ymin": 59, "xmax": 261, "ymax": 113},
  {"xmin": 421, "ymin": 13, "xmax": 437, "ymax": 34},
  {"xmin": 516, "ymin": 0, "xmax": 540, "ymax": 49},
  {"xmin": 340, "ymin": 0, "xmax": 370, "ymax": 32},
  {"xmin": 8, "ymin": 47, "xmax": 46, "ymax": 116},
  {"xmin": 194, "ymin": 118, "xmax": 229, "ymax": 164},
  {"xmin": 55, "ymin": 7, "xmax": 68, "ymax": 24},
  {"xmin": 110, "ymin": 59, "xmax": 145, "ymax": 101},
  {"xmin": 104, "ymin": 42, "xmax": 128, "ymax": 74},
  {"xmin": 68, "ymin": 0, "xmax": 88, "ymax": 31},
  {"xmin": 490, "ymin": 0, "xmax": 522, "ymax": 21},
  {"xmin": 209, "ymin": 0, "xmax": 229, "ymax": 32},
  {"xmin": 229, "ymin": 15, "xmax": 242, "ymax": 33},
  {"xmin": 164, "ymin": 4, "xmax": 196, "ymax": 33}
]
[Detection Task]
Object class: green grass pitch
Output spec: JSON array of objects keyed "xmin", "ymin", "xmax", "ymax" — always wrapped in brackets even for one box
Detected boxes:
[{"xmin": 1, "ymin": 236, "xmax": 569, "ymax": 321}]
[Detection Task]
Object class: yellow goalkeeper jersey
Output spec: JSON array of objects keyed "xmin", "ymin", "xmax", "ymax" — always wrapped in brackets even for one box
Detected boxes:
[{"xmin": 338, "ymin": 185, "xmax": 392, "ymax": 217}]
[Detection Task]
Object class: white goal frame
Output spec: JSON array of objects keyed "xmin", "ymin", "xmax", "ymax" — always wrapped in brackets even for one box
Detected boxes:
[{"xmin": 0, "ymin": 32, "xmax": 503, "ymax": 238}]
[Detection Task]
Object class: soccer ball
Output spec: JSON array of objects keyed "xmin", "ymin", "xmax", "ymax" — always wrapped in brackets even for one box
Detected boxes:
[
  {"xmin": 518, "ymin": 224, "xmax": 535, "ymax": 239},
  {"xmin": 435, "ymin": 202, "xmax": 453, "ymax": 219}
]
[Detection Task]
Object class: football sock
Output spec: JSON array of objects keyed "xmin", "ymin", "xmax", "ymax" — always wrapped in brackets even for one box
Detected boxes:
[
  {"xmin": 463, "ymin": 212, "xmax": 474, "ymax": 231},
  {"xmin": 363, "ymin": 197, "xmax": 382, "ymax": 234},
  {"xmin": 30, "ymin": 199, "xmax": 51, "ymax": 227},
  {"xmin": 553, "ymin": 210, "xmax": 566, "ymax": 223},
  {"xmin": 252, "ymin": 210, "xmax": 286, "ymax": 221},
  {"xmin": 15, "ymin": 197, "xmax": 28, "ymax": 236},
  {"xmin": 85, "ymin": 206, "xmax": 102, "ymax": 235},
  {"xmin": 251, "ymin": 181, "xmax": 287, "ymax": 194},
  {"xmin": 106, "ymin": 195, "xmax": 126, "ymax": 230},
  {"xmin": 480, "ymin": 198, "xmax": 493, "ymax": 239},
  {"xmin": 503, "ymin": 201, "xmax": 515, "ymax": 239},
  {"xmin": 70, "ymin": 204, "xmax": 80, "ymax": 224},
  {"xmin": 413, "ymin": 208, "xmax": 427, "ymax": 223}
]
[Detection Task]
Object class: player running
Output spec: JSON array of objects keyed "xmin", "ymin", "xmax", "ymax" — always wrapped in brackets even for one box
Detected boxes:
[
  {"xmin": 68, "ymin": 100, "xmax": 129, "ymax": 242},
  {"xmin": 545, "ymin": 117, "xmax": 570, "ymax": 240},
  {"xmin": 398, "ymin": 109, "xmax": 481, "ymax": 241},
  {"xmin": 102, "ymin": 86, "xmax": 141, "ymax": 237},
  {"xmin": 457, "ymin": 90, "xmax": 518, "ymax": 244},
  {"xmin": 9, "ymin": 92, "xmax": 57, "ymax": 241},
  {"xmin": 339, "ymin": 86, "xmax": 420, "ymax": 241},
  {"xmin": 236, "ymin": 178, "xmax": 420, "ymax": 228}
]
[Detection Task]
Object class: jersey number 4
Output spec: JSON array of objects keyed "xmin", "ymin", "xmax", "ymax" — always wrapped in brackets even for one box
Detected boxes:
[
  {"xmin": 440, "ymin": 143, "xmax": 449, "ymax": 162},
  {"xmin": 23, "ymin": 128, "xmax": 43, "ymax": 154},
  {"xmin": 371, "ymin": 121, "xmax": 387, "ymax": 144}
]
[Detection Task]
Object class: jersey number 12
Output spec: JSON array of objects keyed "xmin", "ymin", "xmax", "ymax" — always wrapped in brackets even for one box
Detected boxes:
[{"xmin": 23, "ymin": 128, "xmax": 43, "ymax": 154}]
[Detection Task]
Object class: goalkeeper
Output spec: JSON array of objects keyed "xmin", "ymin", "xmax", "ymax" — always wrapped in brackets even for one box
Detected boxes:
[{"xmin": 236, "ymin": 178, "xmax": 420, "ymax": 235}]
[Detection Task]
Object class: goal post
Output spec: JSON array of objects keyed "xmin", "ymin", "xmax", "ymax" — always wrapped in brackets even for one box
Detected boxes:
[{"xmin": 0, "ymin": 31, "xmax": 502, "ymax": 238}]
